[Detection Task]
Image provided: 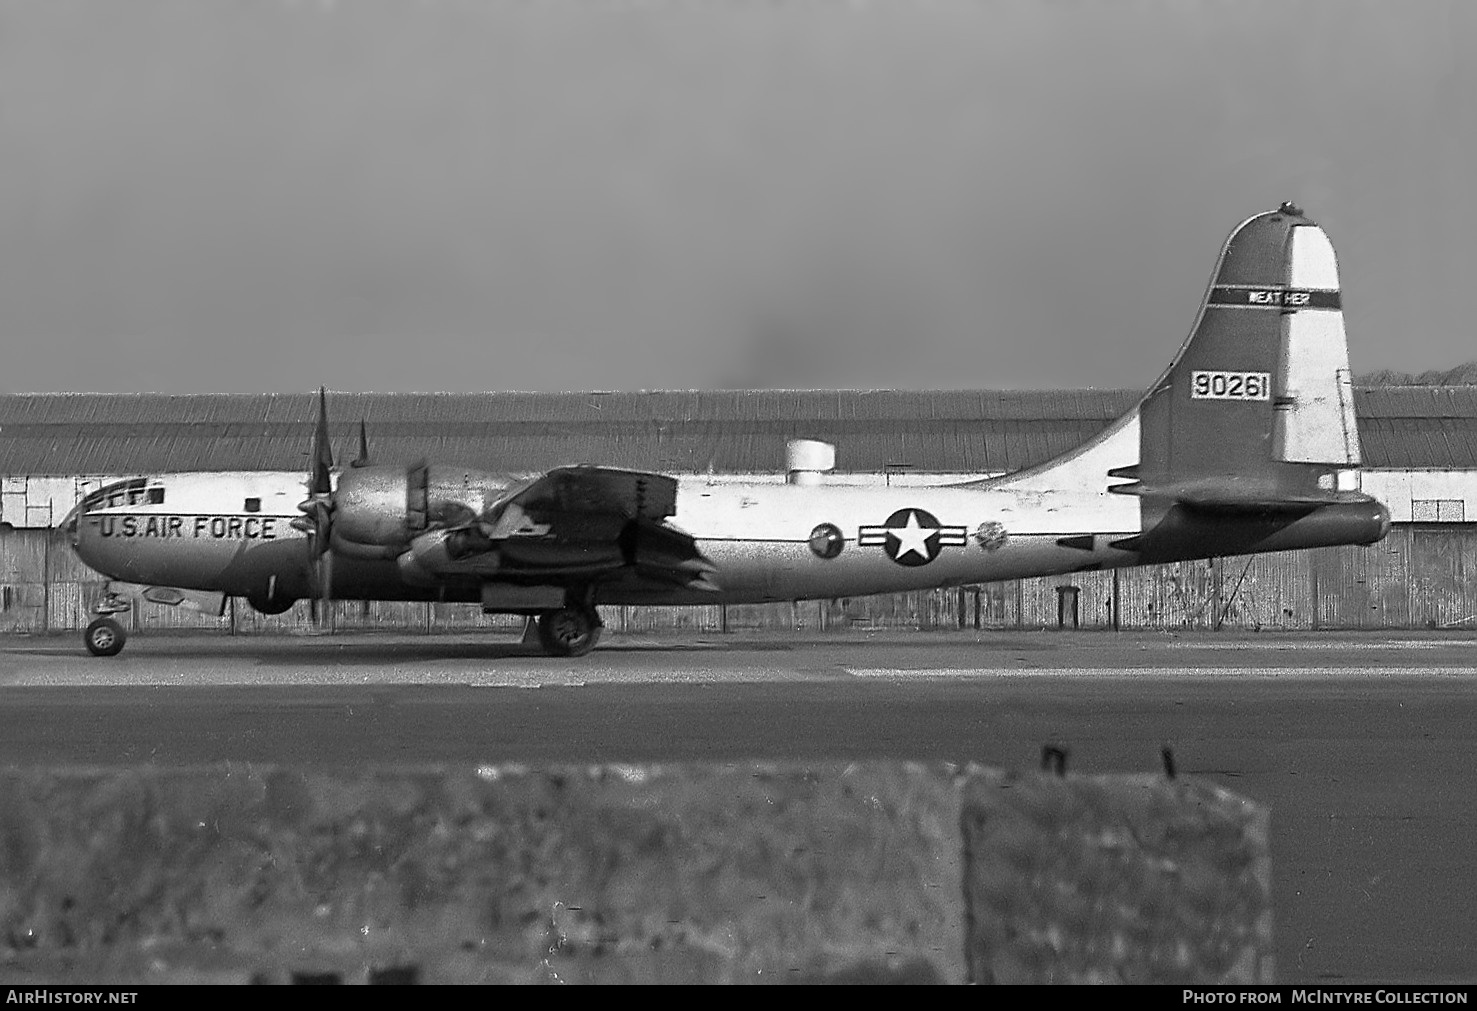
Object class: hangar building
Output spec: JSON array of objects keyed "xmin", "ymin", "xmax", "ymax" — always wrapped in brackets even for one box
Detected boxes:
[{"xmin": 1, "ymin": 387, "xmax": 1474, "ymax": 637}]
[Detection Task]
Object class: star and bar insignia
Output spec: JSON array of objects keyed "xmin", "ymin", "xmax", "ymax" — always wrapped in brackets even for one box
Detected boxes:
[{"xmin": 858, "ymin": 508, "xmax": 968, "ymax": 567}]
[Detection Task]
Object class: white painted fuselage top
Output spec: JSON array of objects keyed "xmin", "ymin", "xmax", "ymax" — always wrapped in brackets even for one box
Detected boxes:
[{"xmin": 71, "ymin": 464, "xmax": 1144, "ymax": 605}]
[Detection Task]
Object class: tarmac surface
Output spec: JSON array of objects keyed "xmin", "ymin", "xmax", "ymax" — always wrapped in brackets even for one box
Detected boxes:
[{"xmin": 2, "ymin": 626, "xmax": 1475, "ymax": 985}]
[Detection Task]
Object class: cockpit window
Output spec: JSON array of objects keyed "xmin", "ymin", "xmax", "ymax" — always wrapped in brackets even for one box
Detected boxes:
[{"xmin": 79, "ymin": 478, "xmax": 150, "ymax": 510}]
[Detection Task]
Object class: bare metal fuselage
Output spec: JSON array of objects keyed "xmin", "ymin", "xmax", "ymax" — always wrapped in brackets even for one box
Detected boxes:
[
  {"xmin": 70, "ymin": 470, "xmax": 1147, "ymax": 608},
  {"xmin": 64, "ymin": 206, "xmax": 1402, "ymax": 652}
]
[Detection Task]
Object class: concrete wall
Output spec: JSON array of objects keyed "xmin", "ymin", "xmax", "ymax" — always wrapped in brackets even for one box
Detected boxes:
[
  {"xmin": 1360, "ymin": 469, "xmax": 1477, "ymax": 523},
  {"xmin": 2, "ymin": 524, "xmax": 1472, "ymax": 635},
  {"xmin": 0, "ymin": 763, "xmax": 1271, "ymax": 985}
]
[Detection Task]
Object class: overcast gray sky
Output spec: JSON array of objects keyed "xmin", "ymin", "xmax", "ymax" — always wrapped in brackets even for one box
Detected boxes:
[{"xmin": 1, "ymin": 0, "xmax": 1471, "ymax": 393}]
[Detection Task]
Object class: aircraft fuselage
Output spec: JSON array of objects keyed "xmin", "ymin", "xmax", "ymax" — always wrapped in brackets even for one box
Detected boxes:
[
  {"xmin": 63, "ymin": 207, "xmax": 1401, "ymax": 659},
  {"xmin": 70, "ymin": 470, "xmax": 1142, "ymax": 606},
  {"xmin": 69, "ymin": 468, "xmax": 1390, "ymax": 611}
]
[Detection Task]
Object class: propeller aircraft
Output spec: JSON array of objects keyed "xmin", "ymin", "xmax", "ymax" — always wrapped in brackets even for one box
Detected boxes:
[{"xmin": 66, "ymin": 204, "xmax": 1390, "ymax": 657}]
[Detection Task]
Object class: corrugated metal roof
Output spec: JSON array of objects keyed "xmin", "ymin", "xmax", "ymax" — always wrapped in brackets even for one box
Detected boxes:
[
  {"xmin": 0, "ymin": 389, "xmax": 1135, "ymax": 425},
  {"xmin": 0, "ymin": 387, "xmax": 1472, "ymax": 475}
]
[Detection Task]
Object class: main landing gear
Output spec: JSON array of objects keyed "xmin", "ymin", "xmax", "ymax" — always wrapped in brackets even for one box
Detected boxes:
[
  {"xmin": 535, "ymin": 607, "xmax": 603, "ymax": 657},
  {"xmin": 245, "ymin": 591, "xmax": 296, "ymax": 616},
  {"xmin": 84, "ymin": 617, "xmax": 127, "ymax": 657}
]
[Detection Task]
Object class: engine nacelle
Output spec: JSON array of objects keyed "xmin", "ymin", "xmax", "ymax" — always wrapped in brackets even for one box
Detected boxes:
[
  {"xmin": 333, "ymin": 464, "xmax": 509, "ymax": 551},
  {"xmin": 396, "ymin": 527, "xmax": 502, "ymax": 586},
  {"xmin": 332, "ymin": 465, "xmax": 410, "ymax": 548}
]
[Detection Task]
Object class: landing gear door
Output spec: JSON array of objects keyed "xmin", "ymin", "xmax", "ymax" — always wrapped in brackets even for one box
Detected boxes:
[{"xmin": 103, "ymin": 581, "xmax": 227, "ymax": 617}]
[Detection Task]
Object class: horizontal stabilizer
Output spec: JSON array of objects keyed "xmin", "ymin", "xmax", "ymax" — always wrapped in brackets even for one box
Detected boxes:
[
  {"xmin": 1173, "ymin": 495, "xmax": 1327, "ymax": 515},
  {"xmin": 1111, "ymin": 475, "xmax": 1362, "ymax": 514},
  {"xmin": 1109, "ymin": 498, "xmax": 1390, "ymax": 558}
]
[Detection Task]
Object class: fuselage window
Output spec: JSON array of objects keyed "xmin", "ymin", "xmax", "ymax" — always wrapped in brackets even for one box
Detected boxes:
[
  {"xmin": 244, "ymin": 497, "xmax": 261, "ymax": 513},
  {"xmin": 808, "ymin": 523, "xmax": 845, "ymax": 559},
  {"xmin": 147, "ymin": 487, "xmax": 164, "ymax": 504}
]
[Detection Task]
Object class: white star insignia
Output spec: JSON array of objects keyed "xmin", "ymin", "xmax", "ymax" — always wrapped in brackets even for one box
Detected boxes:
[{"xmin": 889, "ymin": 510, "xmax": 937, "ymax": 561}]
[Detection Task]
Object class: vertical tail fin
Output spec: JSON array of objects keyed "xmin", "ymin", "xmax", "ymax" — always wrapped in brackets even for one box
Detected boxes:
[
  {"xmin": 1124, "ymin": 201, "xmax": 1362, "ymax": 505},
  {"xmin": 988, "ymin": 203, "xmax": 1388, "ymax": 557}
]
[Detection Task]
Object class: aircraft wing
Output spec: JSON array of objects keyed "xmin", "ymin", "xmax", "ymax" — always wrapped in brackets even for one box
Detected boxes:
[
  {"xmin": 496, "ymin": 467, "xmax": 715, "ymax": 589},
  {"xmin": 402, "ymin": 466, "xmax": 717, "ymax": 591},
  {"xmin": 490, "ymin": 466, "xmax": 679, "ymax": 526}
]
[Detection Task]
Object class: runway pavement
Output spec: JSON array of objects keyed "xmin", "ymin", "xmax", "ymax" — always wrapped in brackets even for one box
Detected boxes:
[
  {"xmin": 2, "ymin": 627, "xmax": 1475, "ymax": 985},
  {"xmin": 5, "ymin": 626, "xmax": 1477, "ymax": 686}
]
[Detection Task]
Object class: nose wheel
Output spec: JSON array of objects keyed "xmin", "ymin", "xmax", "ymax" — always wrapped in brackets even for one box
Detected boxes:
[
  {"xmin": 84, "ymin": 617, "xmax": 127, "ymax": 657},
  {"xmin": 536, "ymin": 608, "xmax": 603, "ymax": 657}
]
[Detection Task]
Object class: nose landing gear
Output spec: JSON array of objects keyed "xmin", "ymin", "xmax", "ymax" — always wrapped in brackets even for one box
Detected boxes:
[
  {"xmin": 84, "ymin": 617, "xmax": 127, "ymax": 657},
  {"xmin": 84, "ymin": 586, "xmax": 132, "ymax": 657}
]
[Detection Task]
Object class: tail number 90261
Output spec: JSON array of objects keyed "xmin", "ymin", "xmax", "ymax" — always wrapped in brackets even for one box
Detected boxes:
[{"xmin": 1190, "ymin": 370, "xmax": 1271, "ymax": 400}]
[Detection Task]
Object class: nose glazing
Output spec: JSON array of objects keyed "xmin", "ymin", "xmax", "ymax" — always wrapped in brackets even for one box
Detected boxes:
[{"xmin": 66, "ymin": 478, "xmax": 152, "ymax": 558}]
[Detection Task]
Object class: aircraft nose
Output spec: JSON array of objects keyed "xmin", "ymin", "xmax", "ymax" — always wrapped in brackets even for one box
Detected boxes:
[
  {"xmin": 61, "ymin": 499, "xmax": 89, "ymax": 545},
  {"xmin": 64, "ymin": 487, "xmax": 114, "ymax": 558}
]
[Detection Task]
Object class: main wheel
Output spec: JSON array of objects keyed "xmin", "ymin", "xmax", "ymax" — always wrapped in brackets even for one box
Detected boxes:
[
  {"xmin": 246, "ymin": 592, "xmax": 296, "ymax": 616},
  {"xmin": 536, "ymin": 608, "xmax": 603, "ymax": 657},
  {"xmin": 84, "ymin": 617, "xmax": 127, "ymax": 657}
]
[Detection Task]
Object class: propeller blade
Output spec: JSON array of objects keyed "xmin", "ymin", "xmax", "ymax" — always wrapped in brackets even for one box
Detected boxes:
[
  {"xmin": 303, "ymin": 534, "xmax": 334, "ymax": 627},
  {"xmin": 299, "ymin": 386, "xmax": 338, "ymax": 629},
  {"xmin": 351, "ymin": 418, "xmax": 370, "ymax": 468},
  {"xmin": 311, "ymin": 386, "xmax": 334, "ymax": 496},
  {"xmin": 307, "ymin": 550, "xmax": 319, "ymax": 623},
  {"xmin": 316, "ymin": 549, "xmax": 334, "ymax": 628}
]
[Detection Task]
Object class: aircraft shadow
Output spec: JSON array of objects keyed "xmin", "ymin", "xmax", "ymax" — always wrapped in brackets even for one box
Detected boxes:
[{"xmin": 0, "ymin": 634, "xmax": 772, "ymax": 666}]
